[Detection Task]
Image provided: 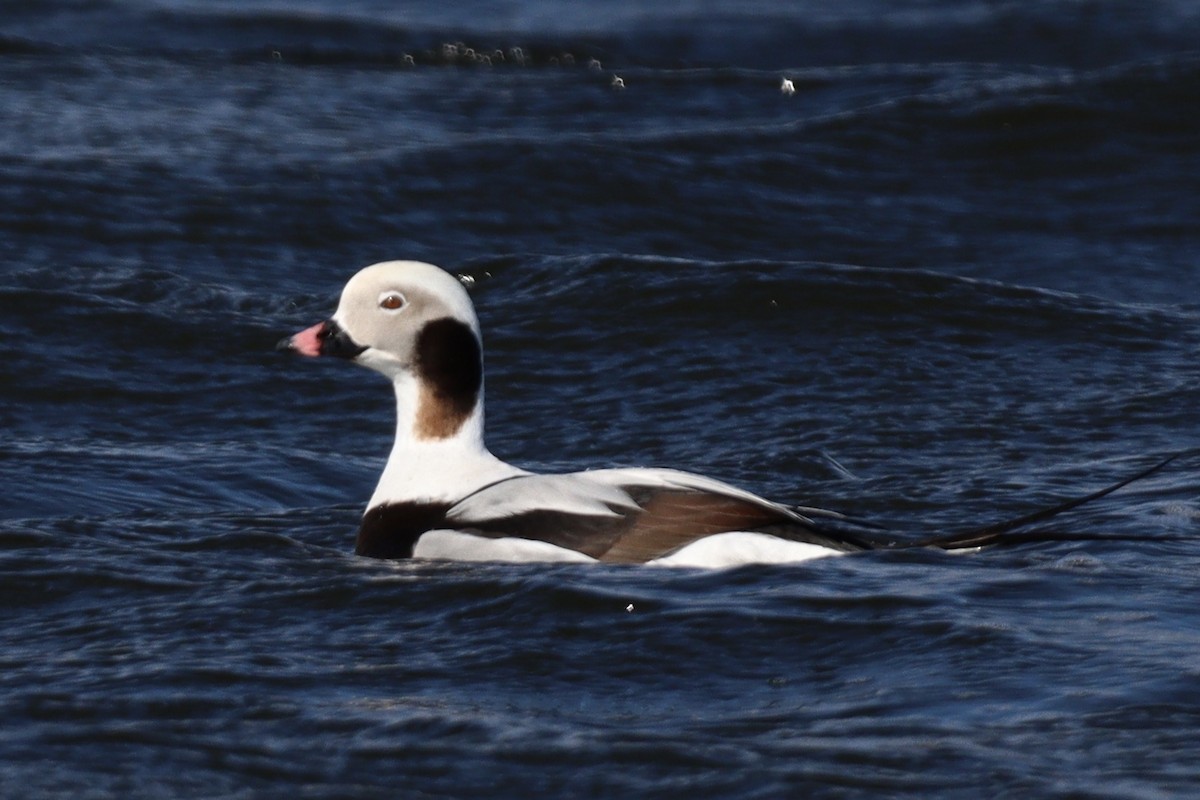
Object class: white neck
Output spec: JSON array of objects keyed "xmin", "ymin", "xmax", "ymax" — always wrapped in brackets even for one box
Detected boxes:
[{"xmin": 367, "ymin": 372, "xmax": 526, "ymax": 508}]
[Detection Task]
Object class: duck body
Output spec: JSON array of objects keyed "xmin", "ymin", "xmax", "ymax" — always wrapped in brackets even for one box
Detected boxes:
[{"xmin": 280, "ymin": 260, "xmax": 889, "ymax": 567}]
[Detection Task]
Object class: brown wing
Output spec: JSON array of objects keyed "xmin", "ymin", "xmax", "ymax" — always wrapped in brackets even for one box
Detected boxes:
[{"xmin": 598, "ymin": 490, "xmax": 792, "ymax": 564}]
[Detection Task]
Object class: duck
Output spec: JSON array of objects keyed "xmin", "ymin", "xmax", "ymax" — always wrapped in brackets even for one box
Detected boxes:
[{"xmin": 279, "ymin": 260, "xmax": 1175, "ymax": 567}]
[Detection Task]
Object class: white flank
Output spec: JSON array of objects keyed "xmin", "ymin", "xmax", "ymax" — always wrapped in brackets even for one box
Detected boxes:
[
  {"xmin": 649, "ymin": 532, "xmax": 841, "ymax": 568},
  {"xmin": 411, "ymin": 529, "xmax": 841, "ymax": 568},
  {"xmin": 413, "ymin": 529, "xmax": 597, "ymax": 563}
]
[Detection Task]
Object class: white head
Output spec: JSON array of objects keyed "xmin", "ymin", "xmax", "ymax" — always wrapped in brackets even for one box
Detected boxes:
[{"xmin": 282, "ymin": 260, "xmax": 484, "ymax": 441}]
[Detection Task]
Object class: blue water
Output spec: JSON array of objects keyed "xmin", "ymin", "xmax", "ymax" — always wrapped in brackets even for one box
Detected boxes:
[{"xmin": 4, "ymin": 1, "xmax": 1200, "ymax": 796}]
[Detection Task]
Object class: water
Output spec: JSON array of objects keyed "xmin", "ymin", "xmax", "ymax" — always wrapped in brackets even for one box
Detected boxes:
[{"xmin": 4, "ymin": 1, "xmax": 1200, "ymax": 796}]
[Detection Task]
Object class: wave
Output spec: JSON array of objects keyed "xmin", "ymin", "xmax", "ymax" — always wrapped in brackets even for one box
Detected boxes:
[
  {"xmin": 5, "ymin": 1, "xmax": 1200, "ymax": 70},
  {"xmin": 472, "ymin": 254, "xmax": 1200, "ymax": 346}
]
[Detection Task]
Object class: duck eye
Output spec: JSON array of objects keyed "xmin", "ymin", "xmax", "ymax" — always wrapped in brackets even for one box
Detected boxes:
[{"xmin": 379, "ymin": 293, "xmax": 406, "ymax": 311}]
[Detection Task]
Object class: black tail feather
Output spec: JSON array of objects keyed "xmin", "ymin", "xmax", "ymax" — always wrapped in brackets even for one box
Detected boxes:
[{"xmin": 893, "ymin": 451, "xmax": 1188, "ymax": 552}]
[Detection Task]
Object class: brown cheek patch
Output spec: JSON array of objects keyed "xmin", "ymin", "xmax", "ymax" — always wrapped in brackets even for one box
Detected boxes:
[
  {"xmin": 416, "ymin": 382, "xmax": 472, "ymax": 439},
  {"xmin": 413, "ymin": 317, "xmax": 483, "ymax": 441}
]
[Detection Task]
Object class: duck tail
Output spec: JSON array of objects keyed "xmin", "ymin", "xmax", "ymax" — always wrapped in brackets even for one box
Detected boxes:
[{"xmin": 898, "ymin": 451, "xmax": 1187, "ymax": 552}]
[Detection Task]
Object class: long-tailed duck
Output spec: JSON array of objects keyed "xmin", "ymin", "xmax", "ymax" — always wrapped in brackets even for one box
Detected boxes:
[{"xmin": 280, "ymin": 260, "xmax": 1173, "ymax": 567}]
